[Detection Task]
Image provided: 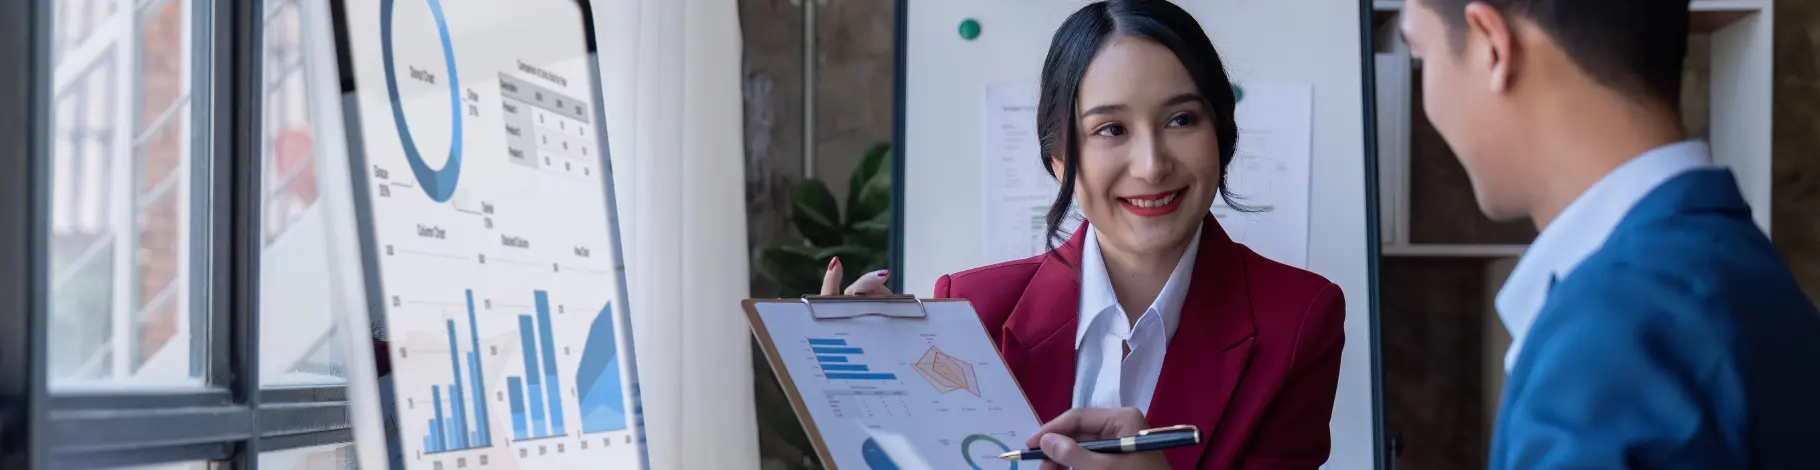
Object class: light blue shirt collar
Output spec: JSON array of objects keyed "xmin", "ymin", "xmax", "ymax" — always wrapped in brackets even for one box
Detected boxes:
[
  {"xmin": 1495, "ymin": 140, "xmax": 1714, "ymax": 372},
  {"xmin": 1076, "ymin": 223, "xmax": 1201, "ymax": 348}
]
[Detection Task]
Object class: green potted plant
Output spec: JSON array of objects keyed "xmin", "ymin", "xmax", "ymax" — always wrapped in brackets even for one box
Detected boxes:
[
  {"xmin": 750, "ymin": 142, "xmax": 891, "ymax": 470},
  {"xmin": 753, "ymin": 142, "xmax": 892, "ymax": 297}
]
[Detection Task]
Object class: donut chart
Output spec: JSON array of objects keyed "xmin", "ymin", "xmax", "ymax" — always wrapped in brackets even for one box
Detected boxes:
[
  {"xmin": 962, "ymin": 434, "xmax": 1017, "ymax": 470},
  {"xmin": 381, "ymin": 0, "xmax": 464, "ymax": 203}
]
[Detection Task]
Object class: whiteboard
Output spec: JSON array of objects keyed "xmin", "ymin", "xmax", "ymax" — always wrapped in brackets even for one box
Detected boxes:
[
  {"xmin": 893, "ymin": 0, "xmax": 1379, "ymax": 467},
  {"xmin": 330, "ymin": 0, "xmax": 649, "ymax": 468}
]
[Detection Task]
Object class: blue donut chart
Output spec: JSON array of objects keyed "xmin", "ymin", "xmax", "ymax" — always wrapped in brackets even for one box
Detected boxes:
[
  {"xmin": 381, "ymin": 0, "xmax": 463, "ymax": 203},
  {"xmin": 962, "ymin": 434, "xmax": 1017, "ymax": 470}
]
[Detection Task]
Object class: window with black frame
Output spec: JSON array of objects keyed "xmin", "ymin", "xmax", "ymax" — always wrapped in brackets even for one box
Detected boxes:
[{"xmin": 1, "ymin": 0, "xmax": 360, "ymax": 468}]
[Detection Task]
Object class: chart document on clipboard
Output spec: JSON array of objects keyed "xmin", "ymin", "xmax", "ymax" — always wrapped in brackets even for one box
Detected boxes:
[{"xmin": 746, "ymin": 298, "xmax": 1041, "ymax": 470}]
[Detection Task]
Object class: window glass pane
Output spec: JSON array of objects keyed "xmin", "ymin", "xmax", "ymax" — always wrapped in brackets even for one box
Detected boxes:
[
  {"xmin": 263, "ymin": 0, "xmax": 321, "ymax": 240},
  {"xmin": 49, "ymin": 58, "xmax": 121, "ymax": 383},
  {"xmin": 260, "ymin": 443, "xmax": 358, "ymax": 470},
  {"xmin": 49, "ymin": 0, "xmax": 204, "ymax": 389},
  {"xmin": 133, "ymin": 0, "xmax": 198, "ymax": 385},
  {"xmin": 260, "ymin": 0, "xmax": 348, "ymax": 386},
  {"xmin": 107, "ymin": 462, "xmax": 211, "ymax": 470},
  {"xmin": 52, "ymin": 0, "xmax": 120, "ymax": 69}
]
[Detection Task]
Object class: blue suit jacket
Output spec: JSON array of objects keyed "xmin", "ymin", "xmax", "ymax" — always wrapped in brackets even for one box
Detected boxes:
[{"xmin": 1490, "ymin": 169, "xmax": 1820, "ymax": 469}]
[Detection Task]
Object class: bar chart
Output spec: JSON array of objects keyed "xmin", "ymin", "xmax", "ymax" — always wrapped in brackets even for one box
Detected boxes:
[
  {"xmin": 420, "ymin": 290, "xmax": 494, "ymax": 454},
  {"xmin": 810, "ymin": 338, "xmax": 898, "ymax": 381},
  {"xmin": 507, "ymin": 290, "xmax": 569, "ymax": 441}
]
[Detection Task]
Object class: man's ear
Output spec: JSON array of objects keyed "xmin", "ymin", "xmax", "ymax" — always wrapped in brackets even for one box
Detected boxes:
[{"xmin": 1463, "ymin": 2, "xmax": 1515, "ymax": 92}]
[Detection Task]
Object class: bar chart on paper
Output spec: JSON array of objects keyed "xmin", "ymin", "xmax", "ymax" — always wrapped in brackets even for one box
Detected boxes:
[
  {"xmin": 810, "ymin": 338, "xmax": 899, "ymax": 381},
  {"xmin": 748, "ymin": 300, "xmax": 1042, "ymax": 469},
  {"xmin": 504, "ymin": 291, "xmax": 630, "ymax": 442},
  {"xmin": 421, "ymin": 290, "xmax": 494, "ymax": 454},
  {"xmin": 388, "ymin": 285, "xmax": 637, "ymax": 467},
  {"xmin": 505, "ymin": 291, "xmax": 570, "ymax": 441}
]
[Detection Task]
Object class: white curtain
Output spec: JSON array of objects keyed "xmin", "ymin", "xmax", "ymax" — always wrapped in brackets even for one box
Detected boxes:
[{"xmin": 595, "ymin": 1, "xmax": 761, "ymax": 469}]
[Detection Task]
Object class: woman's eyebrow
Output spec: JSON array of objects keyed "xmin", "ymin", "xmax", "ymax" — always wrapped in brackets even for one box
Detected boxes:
[
  {"xmin": 1080, "ymin": 92, "xmax": 1205, "ymax": 118},
  {"xmin": 1162, "ymin": 92, "xmax": 1205, "ymax": 107},
  {"xmin": 1080, "ymin": 103, "xmax": 1127, "ymax": 118}
]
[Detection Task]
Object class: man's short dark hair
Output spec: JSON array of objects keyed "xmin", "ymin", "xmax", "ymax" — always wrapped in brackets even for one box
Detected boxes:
[{"xmin": 1421, "ymin": 0, "xmax": 1691, "ymax": 109}]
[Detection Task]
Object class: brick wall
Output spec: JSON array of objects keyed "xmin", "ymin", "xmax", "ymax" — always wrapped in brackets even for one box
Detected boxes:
[{"xmin": 135, "ymin": 0, "xmax": 187, "ymax": 362}]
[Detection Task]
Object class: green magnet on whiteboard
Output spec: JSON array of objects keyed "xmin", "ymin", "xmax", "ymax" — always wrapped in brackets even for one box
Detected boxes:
[
  {"xmin": 959, "ymin": 18, "xmax": 981, "ymax": 40},
  {"xmin": 1232, "ymin": 84, "xmax": 1244, "ymax": 102}
]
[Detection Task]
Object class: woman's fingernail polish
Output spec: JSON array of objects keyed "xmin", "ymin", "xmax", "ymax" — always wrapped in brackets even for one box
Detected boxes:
[
  {"xmin": 828, "ymin": 257, "xmax": 840, "ymax": 270},
  {"xmin": 877, "ymin": 270, "xmax": 889, "ymax": 278}
]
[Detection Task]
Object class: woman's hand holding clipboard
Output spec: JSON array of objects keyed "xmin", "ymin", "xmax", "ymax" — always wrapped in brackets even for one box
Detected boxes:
[
  {"xmin": 813, "ymin": 257, "xmax": 1179, "ymax": 470},
  {"xmin": 821, "ymin": 256, "xmax": 894, "ymax": 296}
]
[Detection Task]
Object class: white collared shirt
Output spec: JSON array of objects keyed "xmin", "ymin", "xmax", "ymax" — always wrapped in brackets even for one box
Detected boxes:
[
  {"xmin": 1073, "ymin": 223, "xmax": 1202, "ymax": 411},
  {"xmin": 1495, "ymin": 140, "xmax": 1714, "ymax": 372}
]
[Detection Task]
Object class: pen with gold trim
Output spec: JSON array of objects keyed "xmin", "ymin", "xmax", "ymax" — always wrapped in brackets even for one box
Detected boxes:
[{"xmin": 998, "ymin": 425, "xmax": 1201, "ymax": 461}]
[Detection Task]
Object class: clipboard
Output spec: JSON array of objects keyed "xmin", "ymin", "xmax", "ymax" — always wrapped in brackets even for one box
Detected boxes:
[{"xmin": 743, "ymin": 296, "xmax": 1042, "ymax": 470}]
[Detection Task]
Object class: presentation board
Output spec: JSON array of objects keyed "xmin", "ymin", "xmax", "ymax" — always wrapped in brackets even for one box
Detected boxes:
[
  {"xmin": 331, "ymin": 0, "xmax": 647, "ymax": 469},
  {"xmin": 892, "ymin": 0, "xmax": 1381, "ymax": 467}
]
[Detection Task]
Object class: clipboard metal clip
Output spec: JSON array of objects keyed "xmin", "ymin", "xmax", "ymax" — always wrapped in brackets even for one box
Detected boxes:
[{"xmin": 798, "ymin": 295, "xmax": 929, "ymax": 320}]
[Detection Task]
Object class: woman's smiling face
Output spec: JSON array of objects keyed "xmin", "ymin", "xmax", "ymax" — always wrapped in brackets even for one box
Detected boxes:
[{"xmin": 1058, "ymin": 34, "xmax": 1223, "ymax": 257}]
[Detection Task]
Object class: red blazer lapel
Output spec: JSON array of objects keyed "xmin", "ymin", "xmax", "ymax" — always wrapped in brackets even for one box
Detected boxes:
[
  {"xmin": 1001, "ymin": 224, "xmax": 1087, "ymax": 423},
  {"xmin": 1147, "ymin": 215, "xmax": 1257, "ymax": 469}
]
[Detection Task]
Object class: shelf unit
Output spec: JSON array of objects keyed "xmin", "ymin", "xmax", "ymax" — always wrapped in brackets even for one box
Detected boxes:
[{"xmin": 1371, "ymin": 0, "xmax": 1775, "ymax": 258}]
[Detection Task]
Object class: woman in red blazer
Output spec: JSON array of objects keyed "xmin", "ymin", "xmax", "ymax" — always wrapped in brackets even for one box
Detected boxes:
[{"xmin": 826, "ymin": 1, "xmax": 1344, "ymax": 468}]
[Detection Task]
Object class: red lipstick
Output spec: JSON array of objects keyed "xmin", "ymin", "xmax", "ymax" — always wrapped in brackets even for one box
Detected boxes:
[{"xmin": 1118, "ymin": 189, "xmax": 1186, "ymax": 217}]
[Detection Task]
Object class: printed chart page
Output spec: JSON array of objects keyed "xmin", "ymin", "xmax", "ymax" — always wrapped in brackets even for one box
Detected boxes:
[
  {"xmin": 752, "ymin": 301, "xmax": 1041, "ymax": 470},
  {"xmin": 340, "ymin": 0, "xmax": 643, "ymax": 469},
  {"xmin": 1211, "ymin": 83, "xmax": 1314, "ymax": 268}
]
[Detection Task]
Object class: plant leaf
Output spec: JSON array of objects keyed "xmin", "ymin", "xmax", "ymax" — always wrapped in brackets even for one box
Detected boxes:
[
  {"xmin": 850, "ymin": 209, "xmax": 891, "ymax": 234},
  {"xmin": 855, "ymin": 170, "xmax": 891, "ymax": 216},
  {"xmin": 752, "ymin": 246, "xmax": 821, "ymax": 297},
  {"xmin": 788, "ymin": 180, "xmax": 843, "ymax": 246},
  {"xmin": 809, "ymin": 244, "xmax": 874, "ymax": 262},
  {"xmin": 845, "ymin": 142, "xmax": 890, "ymax": 225},
  {"xmin": 848, "ymin": 209, "xmax": 890, "ymax": 249},
  {"xmin": 844, "ymin": 164, "xmax": 892, "ymax": 233}
]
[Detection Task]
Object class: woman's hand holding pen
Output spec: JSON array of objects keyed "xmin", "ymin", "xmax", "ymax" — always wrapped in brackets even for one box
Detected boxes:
[
  {"xmin": 1028, "ymin": 408, "xmax": 1173, "ymax": 470},
  {"xmin": 820, "ymin": 256, "xmax": 894, "ymax": 296}
]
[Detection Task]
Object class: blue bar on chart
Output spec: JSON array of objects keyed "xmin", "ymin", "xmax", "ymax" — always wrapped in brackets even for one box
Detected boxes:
[
  {"xmin": 824, "ymin": 372, "xmax": 898, "ymax": 380},
  {"xmin": 444, "ymin": 386, "xmax": 458, "ymax": 449},
  {"xmin": 427, "ymin": 419, "xmax": 441, "ymax": 452},
  {"xmin": 508, "ymin": 377, "xmax": 529, "ymax": 440},
  {"xmin": 808, "ymin": 337, "xmax": 897, "ymax": 381},
  {"xmin": 445, "ymin": 321, "xmax": 468, "ymax": 450},
  {"xmin": 519, "ymin": 314, "xmax": 549, "ymax": 438},
  {"xmin": 534, "ymin": 291, "xmax": 568, "ymax": 436},
  {"xmin": 431, "ymin": 387, "xmax": 446, "ymax": 452},
  {"xmin": 464, "ymin": 290, "xmax": 491, "ymax": 447},
  {"xmin": 417, "ymin": 289, "xmax": 493, "ymax": 453},
  {"xmin": 812, "ymin": 346, "xmax": 864, "ymax": 355}
]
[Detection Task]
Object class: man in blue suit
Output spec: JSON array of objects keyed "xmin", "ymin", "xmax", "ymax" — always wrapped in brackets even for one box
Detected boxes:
[
  {"xmin": 1396, "ymin": 0, "xmax": 1820, "ymax": 468},
  {"xmin": 1026, "ymin": 0, "xmax": 1820, "ymax": 468}
]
